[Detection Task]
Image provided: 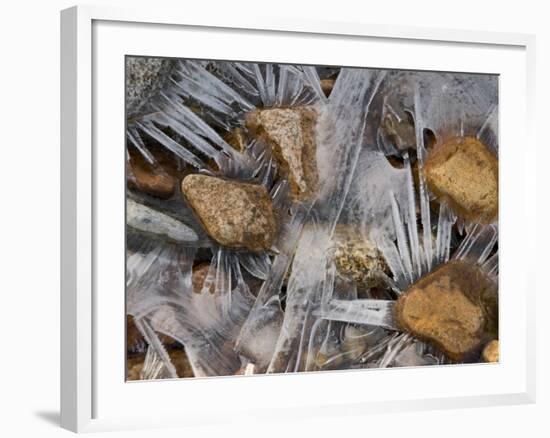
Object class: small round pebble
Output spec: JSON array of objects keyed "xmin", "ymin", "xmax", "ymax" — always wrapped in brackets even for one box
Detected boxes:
[{"xmin": 482, "ymin": 340, "xmax": 499, "ymax": 363}]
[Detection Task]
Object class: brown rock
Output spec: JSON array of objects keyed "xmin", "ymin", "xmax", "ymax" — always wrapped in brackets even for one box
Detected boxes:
[
  {"xmin": 395, "ymin": 260, "xmax": 498, "ymax": 361},
  {"xmin": 246, "ymin": 107, "xmax": 319, "ymax": 201},
  {"xmin": 482, "ymin": 340, "xmax": 499, "ymax": 363},
  {"xmin": 424, "ymin": 136, "xmax": 498, "ymax": 224},
  {"xmin": 127, "ymin": 147, "xmax": 177, "ymax": 199},
  {"xmin": 181, "ymin": 174, "xmax": 276, "ymax": 251}
]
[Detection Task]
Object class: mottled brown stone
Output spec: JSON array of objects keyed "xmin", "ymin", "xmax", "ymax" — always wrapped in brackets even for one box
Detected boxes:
[
  {"xmin": 395, "ymin": 260, "xmax": 498, "ymax": 362},
  {"xmin": 482, "ymin": 340, "xmax": 499, "ymax": 363},
  {"xmin": 246, "ymin": 107, "xmax": 319, "ymax": 201},
  {"xmin": 424, "ymin": 136, "xmax": 498, "ymax": 224},
  {"xmin": 332, "ymin": 226, "xmax": 389, "ymax": 288},
  {"xmin": 181, "ymin": 174, "xmax": 276, "ymax": 251}
]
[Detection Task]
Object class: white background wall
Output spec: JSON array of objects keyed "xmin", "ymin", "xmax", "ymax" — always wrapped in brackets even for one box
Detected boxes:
[{"xmin": 0, "ymin": 0, "xmax": 547, "ymax": 436}]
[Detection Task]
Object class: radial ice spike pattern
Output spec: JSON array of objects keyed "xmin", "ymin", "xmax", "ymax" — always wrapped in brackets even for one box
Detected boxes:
[{"xmin": 125, "ymin": 57, "xmax": 499, "ymax": 379}]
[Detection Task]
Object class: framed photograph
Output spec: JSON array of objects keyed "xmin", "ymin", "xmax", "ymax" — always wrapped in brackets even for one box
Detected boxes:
[{"xmin": 61, "ymin": 5, "xmax": 536, "ymax": 433}]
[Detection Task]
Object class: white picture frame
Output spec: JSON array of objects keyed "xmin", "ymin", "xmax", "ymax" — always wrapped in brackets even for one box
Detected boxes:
[{"xmin": 60, "ymin": 4, "xmax": 536, "ymax": 433}]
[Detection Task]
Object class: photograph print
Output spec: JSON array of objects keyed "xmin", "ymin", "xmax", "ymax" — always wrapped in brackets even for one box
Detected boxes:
[{"xmin": 125, "ymin": 57, "xmax": 499, "ymax": 380}]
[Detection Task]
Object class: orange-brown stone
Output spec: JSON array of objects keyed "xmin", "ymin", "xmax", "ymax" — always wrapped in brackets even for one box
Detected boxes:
[
  {"xmin": 482, "ymin": 340, "xmax": 499, "ymax": 363},
  {"xmin": 424, "ymin": 136, "xmax": 498, "ymax": 224},
  {"xmin": 395, "ymin": 260, "xmax": 498, "ymax": 361}
]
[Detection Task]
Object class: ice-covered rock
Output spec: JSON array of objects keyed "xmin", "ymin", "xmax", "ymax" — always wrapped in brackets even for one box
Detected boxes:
[{"xmin": 126, "ymin": 198, "xmax": 199, "ymax": 244}]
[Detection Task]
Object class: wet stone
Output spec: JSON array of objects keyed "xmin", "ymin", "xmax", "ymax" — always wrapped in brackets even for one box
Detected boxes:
[
  {"xmin": 395, "ymin": 260, "xmax": 498, "ymax": 362},
  {"xmin": 127, "ymin": 149, "xmax": 176, "ymax": 199},
  {"xmin": 482, "ymin": 340, "xmax": 499, "ymax": 363},
  {"xmin": 181, "ymin": 174, "xmax": 276, "ymax": 251},
  {"xmin": 424, "ymin": 136, "xmax": 498, "ymax": 224},
  {"xmin": 246, "ymin": 107, "xmax": 319, "ymax": 201}
]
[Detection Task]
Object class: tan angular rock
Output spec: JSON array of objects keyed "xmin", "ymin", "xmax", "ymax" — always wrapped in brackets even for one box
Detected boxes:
[
  {"xmin": 246, "ymin": 107, "xmax": 319, "ymax": 200},
  {"xmin": 181, "ymin": 174, "xmax": 276, "ymax": 251},
  {"xmin": 395, "ymin": 260, "xmax": 498, "ymax": 361},
  {"xmin": 424, "ymin": 136, "xmax": 498, "ymax": 224},
  {"xmin": 482, "ymin": 340, "xmax": 499, "ymax": 363}
]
